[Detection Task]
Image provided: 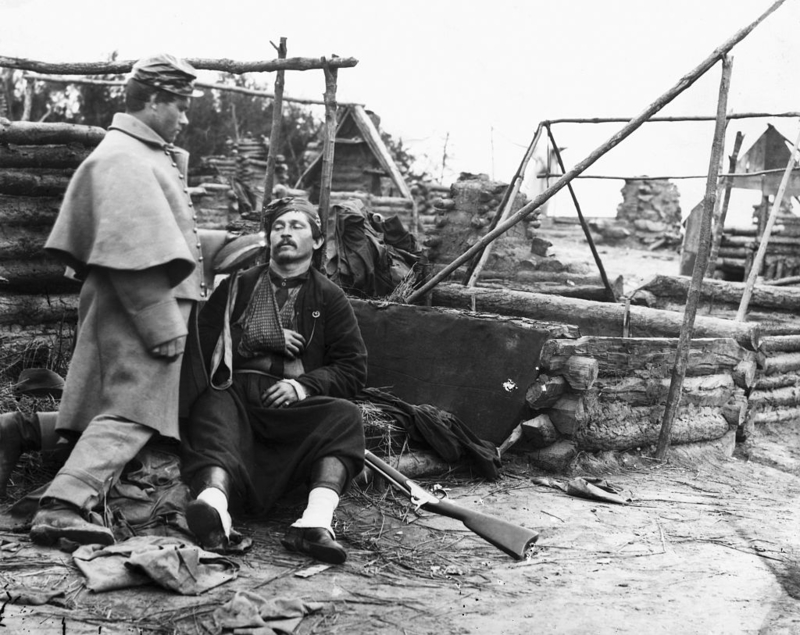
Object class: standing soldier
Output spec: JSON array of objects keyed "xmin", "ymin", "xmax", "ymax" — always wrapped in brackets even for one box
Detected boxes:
[{"xmin": 29, "ymin": 54, "xmax": 230, "ymax": 546}]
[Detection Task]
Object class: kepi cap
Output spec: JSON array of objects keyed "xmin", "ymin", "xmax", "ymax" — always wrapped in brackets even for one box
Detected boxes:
[{"xmin": 130, "ymin": 54, "xmax": 203, "ymax": 98}]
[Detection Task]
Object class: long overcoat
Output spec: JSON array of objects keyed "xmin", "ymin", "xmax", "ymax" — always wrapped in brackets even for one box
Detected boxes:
[{"xmin": 45, "ymin": 113, "xmax": 217, "ymax": 440}]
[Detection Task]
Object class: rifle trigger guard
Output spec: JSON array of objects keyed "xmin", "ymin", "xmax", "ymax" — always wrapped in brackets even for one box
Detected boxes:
[{"xmin": 408, "ymin": 482, "xmax": 438, "ymax": 510}]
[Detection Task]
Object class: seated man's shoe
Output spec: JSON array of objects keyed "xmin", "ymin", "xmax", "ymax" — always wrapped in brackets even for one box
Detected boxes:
[
  {"xmin": 186, "ymin": 499, "xmax": 229, "ymax": 551},
  {"xmin": 281, "ymin": 526, "xmax": 347, "ymax": 564},
  {"xmin": 30, "ymin": 501, "xmax": 114, "ymax": 547}
]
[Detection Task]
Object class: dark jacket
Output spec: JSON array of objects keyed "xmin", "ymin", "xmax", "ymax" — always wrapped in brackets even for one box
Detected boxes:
[{"xmin": 180, "ymin": 264, "xmax": 368, "ymax": 414}]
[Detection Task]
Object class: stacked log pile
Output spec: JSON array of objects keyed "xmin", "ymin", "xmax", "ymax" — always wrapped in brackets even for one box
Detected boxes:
[
  {"xmin": 423, "ymin": 173, "xmax": 530, "ymax": 273},
  {"xmin": 748, "ymin": 334, "xmax": 800, "ymax": 430},
  {"xmin": 0, "ymin": 119, "xmax": 102, "ymax": 351},
  {"xmin": 523, "ymin": 336, "xmax": 754, "ymax": 453},
  {"xmin": 616, "ymin": 178, "xmax": 682, "ymax": 249},
  {"xmin": 410, "ymin": 181, "xmax": 450, "ymax": 235},
  {"xmin": 716, "ymin": 225, "xmax": 800, "ymax": 281}
]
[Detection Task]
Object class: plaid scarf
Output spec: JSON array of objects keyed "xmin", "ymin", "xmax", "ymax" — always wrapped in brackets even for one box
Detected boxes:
[{"xmin": 236, "ymin": 269, "xmax": 304, "ymax": 359}]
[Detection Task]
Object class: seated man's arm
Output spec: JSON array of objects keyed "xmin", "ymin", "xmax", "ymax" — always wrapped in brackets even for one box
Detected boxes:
[{"xmin": 297, "ymin": 290, "xmax": 367, "ymax": 399}]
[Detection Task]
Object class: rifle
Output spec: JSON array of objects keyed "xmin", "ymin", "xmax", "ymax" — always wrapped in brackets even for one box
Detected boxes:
[{"xmin": 364, "ymin": 450, "xmax": 539, "ymax": 560}]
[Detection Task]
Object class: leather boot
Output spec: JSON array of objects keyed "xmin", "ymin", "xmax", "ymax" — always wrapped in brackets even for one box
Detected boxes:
[
  {"xmin": 30, "ymin": 499, "xmax": 114, "ymax": 547},
  {"xmin": 0, "ymin": 412, "xmax": 42, "ymax": 497},
  {"xmin": 186, "ymin": 466, "xmax": 231, "ymax": 551}
]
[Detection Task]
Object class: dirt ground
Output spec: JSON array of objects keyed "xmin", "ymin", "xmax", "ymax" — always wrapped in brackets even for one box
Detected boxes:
[{"xmin": 4, "ymin": 225, "xmax": 800, "ymax": 634}]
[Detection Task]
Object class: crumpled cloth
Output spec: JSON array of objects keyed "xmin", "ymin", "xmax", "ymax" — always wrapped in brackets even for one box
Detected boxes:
[
  {"xmin": 214, "ymin": 590, "xmax": 324, "ymax": 634},
  {"xmin": 532, "ymin": 476, "xmax": 632, "ymax": 505},
  {"xmin": 73, "ymin": 535, "xmax": 239, "ymax": 594}
]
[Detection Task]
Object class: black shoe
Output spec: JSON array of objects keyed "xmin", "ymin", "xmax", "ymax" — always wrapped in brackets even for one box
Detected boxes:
[
  {"xmin": 186, "ymin": 499, "xmax": 228, "ymax": 551},
  {"xmin": 281, "ymin": 526, "xmax": 347, "ymax": 564},
  {"xmin": 30, "ymin": 501, "xmax": 114, "ymax": 547}
]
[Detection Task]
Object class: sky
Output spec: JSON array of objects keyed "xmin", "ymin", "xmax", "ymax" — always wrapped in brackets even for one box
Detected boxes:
[{"xmin": 2, "ymin": 0, "xmax": 799, "ymax": 222}]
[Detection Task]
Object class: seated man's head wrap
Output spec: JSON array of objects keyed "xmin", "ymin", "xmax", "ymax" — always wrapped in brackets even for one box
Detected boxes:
[
  {"xmin": 265, "ymin": 197, "xmax": 323, "ymax": 240},
  {"xmin": 128, "ymin": 53, "xmax": 202, "ymax": 98}
]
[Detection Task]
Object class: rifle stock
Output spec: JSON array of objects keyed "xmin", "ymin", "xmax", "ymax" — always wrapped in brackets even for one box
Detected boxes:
[{"xmin": 365, "ymin": 450, "xmax": 539, "ymax": 560}]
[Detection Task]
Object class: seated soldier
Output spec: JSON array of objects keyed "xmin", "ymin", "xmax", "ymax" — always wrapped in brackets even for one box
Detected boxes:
[{"xmin": 180, "ymin": 197, "xmax": 367, "ymax": 564}]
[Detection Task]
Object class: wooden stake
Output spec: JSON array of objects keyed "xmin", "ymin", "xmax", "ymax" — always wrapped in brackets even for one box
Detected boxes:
[
  {"xmin": 262, "ymin": 37, "xmax": 287, "ymax": 213},
  {"xmin": 655, "ymin": 55, "xmax": 733, "ymax": 461},
  {"xmin": 736, "ymin": 125, "xmax": 800, "ymax": 321},
  {"xmin": 405, "ymin": 0, "xmax": 787, "ymax": 305},
  {"xmin": 465, "ymin": 123, "xmax": 544, "ymax": 287},
  {"xmin": 546, "ymin": 125, "xmax": 616, "ymax": 301},
  {"xmin": 317, "ymin": 58, "xmax": 339, "ymax": 269},
  {"xmin": 706, "ymin": 130, "xmax": 744, "ymax": 277}
]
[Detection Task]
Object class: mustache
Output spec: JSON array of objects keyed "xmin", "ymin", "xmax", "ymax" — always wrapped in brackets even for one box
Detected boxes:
[{"xmin": 277, "ymin": 238, "xmax": 296, "ymax": 247}]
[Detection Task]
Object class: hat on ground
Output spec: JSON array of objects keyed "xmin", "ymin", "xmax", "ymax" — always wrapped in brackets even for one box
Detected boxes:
[
  {"xmin": 14, "ymin": 368, "xmax": 65, "ymax": 399},
  {"xmin": 265, "ymin": 196, "xmax": 323, "ymax": 239},
  {"xmin": 130, "ymin": 54, "xmax": 202, "ymax": 98}
]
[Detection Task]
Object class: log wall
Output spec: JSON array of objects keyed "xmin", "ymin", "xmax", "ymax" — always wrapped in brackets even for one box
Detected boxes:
[{"xmin": 523, "ymin": 335, "xmax": 751, "ymax": 452}]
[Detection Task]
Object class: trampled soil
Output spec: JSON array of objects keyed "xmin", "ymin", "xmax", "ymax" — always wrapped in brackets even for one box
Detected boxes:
[{"xmin": 4, "ymin": 225, "xmax": 800, "ymax": 634}]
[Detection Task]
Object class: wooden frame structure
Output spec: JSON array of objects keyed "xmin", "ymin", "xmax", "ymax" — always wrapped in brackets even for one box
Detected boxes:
[{"xmin": 0, "ymin": 49, "xmax": 359, "ymax": 233}]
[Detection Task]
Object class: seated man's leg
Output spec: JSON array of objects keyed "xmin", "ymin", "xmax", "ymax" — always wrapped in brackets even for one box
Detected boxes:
[
  {"xmin": 181, "ymin": 387, "xmax": 249, "ymax": 550},
  {"xmin": 281, "ymin": 455, "xmax": 352, "ymax": 564},
  {"xmin": 30, "ymin": 415, "xmax": 152, "ymax": 546}
]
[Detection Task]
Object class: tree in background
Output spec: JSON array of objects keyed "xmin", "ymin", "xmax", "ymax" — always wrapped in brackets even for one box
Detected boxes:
[{"xmin": 6, "ymin": 67, "xmax": 422, "ymax": 186}]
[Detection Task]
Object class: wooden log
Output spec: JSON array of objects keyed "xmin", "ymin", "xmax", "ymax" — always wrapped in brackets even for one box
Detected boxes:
[
  {"xmin": 723, "ymin": 233, "xmax": 800, "ymax": 247},
  {"xmin": 750, "ymin": 406, "xmax": 800, "ymax": 425},
  {"xmin": 0, "ymin": 292, "xmax": 79, "ymax": 325},
  {"xmin": 520, "ymin": 415, "xmax": 560, "ymax": 449},
  {"xmin": 594, "ymin": 374, "xmax": 734, "ymax": 408},
  {"xmin": 542, "ymin": 355, "xmax": 599, "ymax": 390},
  {"xmin": 638, "ymin": 274, "xmax": 800, "ymax": 312},
  {"xmin": 761, "ymin": 351, "xmax": 800, "ymax": 376},
  {"xmin": 760, "ymin": 335, "xmax": 800, "ymax": 352},
  {"xmin": 0, "ymin": 144, "xmax": 92, "ymax": 169},
  {"xmin": 431, "ymin": 283, "xmax": 761, "ymax": 350},
  {"xmin": 749, "ymin": 384, "xmax": 800, "ymax": 408},
  {"xmin": 541, "ymin": 336, "xmax": 752, "ymax": 376},
  {"xmin": 574, "ymin": 403, "xmax": 729, "ymax": 451},
  {"xmin": 0, "ymin": 119, "xmax": 105, "ymax": 146},
  {"xmin": 0, "ymin": 224, "xmax": 51, "ymax": 259},
  {"xmin": 752, "ymin": 373, "xmax": 799, "ymax": 391},
  {"xmin": 732, "ymin": 359, "xmax": 757, "ymax": 389},
  {"xmin": 525, "ymin": 374, "xmax": 566, "ymax": 410},
  {"xmin": 718, "ymin": 246, "xmax": 750, "ymax": 259},
  {"xmin": 547, "ymin": 394, "xmax": 588, "ymax": 436},
  {"xmin": 479, "ymin": 281, "xmax": 613, "ymax": 302},
  {"xmin": 722, "ymin": 389, "xmax": 748, "ymax": 429},
  {"xmin": 0, "ymin": 194, "xmax": 61, "ymax": 225},
  {"xmin": 0, "ymin": 55, "xmax": 360, "ymax": 75},
  {"xmin": 0, "ymin": 258, "xmax": 76, "ymax": 291},
  {"xmin": 0, "ymin": 169, "xmax": 73, "ymax": 196}
]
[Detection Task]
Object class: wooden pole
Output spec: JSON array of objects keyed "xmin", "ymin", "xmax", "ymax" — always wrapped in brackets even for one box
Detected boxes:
[
  {"xmin": 21, "ymin": 77, "xmax": 33, "ymax": 121},
  {"xmin": 706, "ymin": 131, "xmax": 744, "ymax": 278},
  {"xmin": 21, "ymin": 72, "xmax": 362, "ymax": 107},
  {"xmin": 546, "ymin": 125, "xmax": 616, "ymax": 301},
  {"xmin": 262, "ymin": 37, "xmax": 287, "ymax": 212},
  {"xmin": 0, "ymin": 55, "xmax": 359, "ymax": 75},
  {"xmin": 465, "ymin": 123, "xmax": 544, "ymax": 287},
  {"xmin": 317, "ymin": 58, "xmax": 339, "ymax": 269},
  {"xmin": 655, "ymin": 55, "xmax": 733, "ymax": 460},
  {"xmin": 541, "ymin": 112, "xmax": 800, "ymax": 125},
  {"xmin": 736, "ymin": 125, "xmax": 800, "ymax": 321},
  {"xmin": 405, "ymin": 0, "xmax": 786, "ymax": 305}
]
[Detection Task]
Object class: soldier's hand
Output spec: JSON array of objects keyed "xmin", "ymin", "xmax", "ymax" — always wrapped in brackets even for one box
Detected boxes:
[
  {"xmin": 150, "ymin": 335, "xmax": 186, "ymax": 360},
  {"xmin": 283, "ymin": 329, "xmax": 306, "ymax": 359},
  {"xmin": 262, "ymin": 380, "xmax": 298, "ymax": 408}
]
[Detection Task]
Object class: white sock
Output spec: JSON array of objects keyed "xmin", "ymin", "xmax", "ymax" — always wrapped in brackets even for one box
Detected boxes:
[
  {"xmin": 197, "ymin": 487, "xmax": 232, "ymax": 538},
  {"xmin": 291, "ymin": 487, "xmax": 339, "ymax": 536}
]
